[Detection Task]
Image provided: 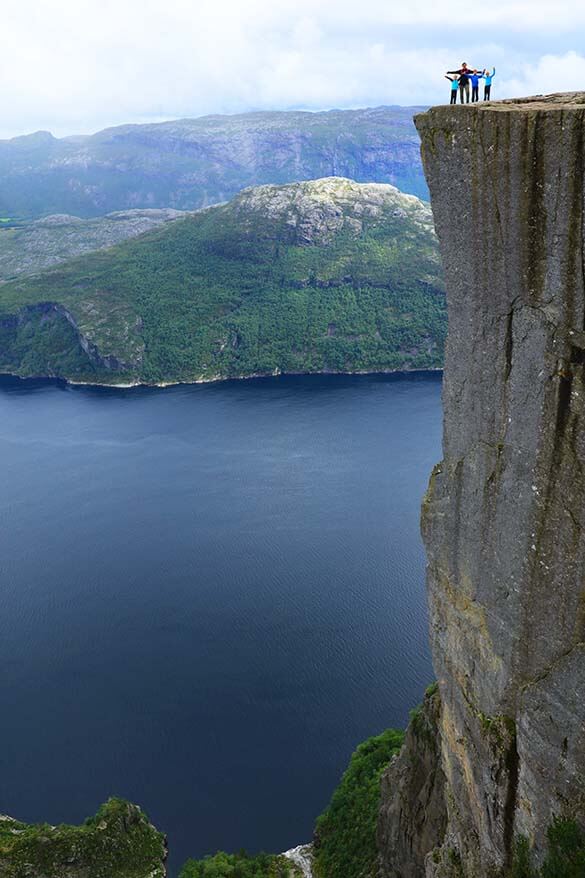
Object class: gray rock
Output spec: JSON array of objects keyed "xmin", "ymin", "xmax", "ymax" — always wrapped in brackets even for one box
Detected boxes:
[
  {"xmin": 377, "ymin": 93, "xmax": 585, "ymax": 877},
  {"xmin": 232, "ymin": 177, "xmax": 434, "ymax": 246},
  {"xmin": 405, "ymin": 92, "xmax": 585, "ymax": 875},
  {"xmin": 282, "ymin": 844, "xmax": 313, "ymax": 878},
  {"xmin": 378, "ymin": 688, "xmax": 446, "ymax": 878}
]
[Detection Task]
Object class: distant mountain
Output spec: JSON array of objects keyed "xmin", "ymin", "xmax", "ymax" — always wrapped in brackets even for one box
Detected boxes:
[
  {"xmin": 0, "ymin": 177, "xmax": 445, "ymax": 385},
  {"xmin": 0, "ymin": 107, "xmax": 427, "ymax": 219},
  {"xmin": 0, "ymin": 209, "xmax": 190, "ymax": 282}
]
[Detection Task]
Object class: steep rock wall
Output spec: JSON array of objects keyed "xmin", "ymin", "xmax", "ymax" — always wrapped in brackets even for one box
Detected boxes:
[
  {"xmin": 377, "ymin": 688, "xmax": 446, "ymax": 877},
  {"xmin": 385, "ymin": 94, "xmax": 585, "ymax": 876}
]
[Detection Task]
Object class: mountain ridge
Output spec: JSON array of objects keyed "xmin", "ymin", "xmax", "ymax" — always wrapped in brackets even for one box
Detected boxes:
[{"xmin": 0, "ymin": 107, "xmax": 428, "ymax": 219}]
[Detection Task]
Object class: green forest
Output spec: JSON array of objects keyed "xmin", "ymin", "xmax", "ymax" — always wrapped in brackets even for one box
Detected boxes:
[
  {"xmin": 313, "ymin": 728, "xmax": 404, "ymax": 878},
  {"xmin": 0, "ymin": 179, "xmax": 445, "ymax": 385},
  {"xmin": 179, "ymin": 851, "xmax": 302, "ymax": 878}
]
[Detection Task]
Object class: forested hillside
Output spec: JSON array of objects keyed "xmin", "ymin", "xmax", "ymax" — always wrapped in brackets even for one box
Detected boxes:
[{"xmin": 0, "ymin": 177, "xmax": 444, "ymax": 385}]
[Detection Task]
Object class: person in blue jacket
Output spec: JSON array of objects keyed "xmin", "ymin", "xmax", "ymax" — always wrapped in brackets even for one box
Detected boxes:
[
  {"xmin": 484, "ymin": 67, "xmax": 496, "ymax": 100},
  {"xmin": 445, "ymin": 74, "xmax": 459, "ymax": 105},
  {"xmin": 470, "ymin": 69, "xmax": 484, "ymax": 103}
]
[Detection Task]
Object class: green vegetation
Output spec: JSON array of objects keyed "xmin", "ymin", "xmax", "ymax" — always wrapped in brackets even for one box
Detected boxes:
[
  {"xmin": 510, "ymin": 837, "xmax": 535, "ymax": 878},
  {"xmin": 313, "ymin": 728, "xmax": 405, "ymax": 878},
  {"xmin": 0, "ymin": 797, "xmax": 166, "ymax": 878},
  {"xmin": 510, "ymin": 820, "xmax": 585, "ymax": 878},
  {"xmin": 0, "ymin": 306, "xmax": 99, "ymax": 378},
  {"xmin": 179, "ymin": 851, "xmax": 302, "ymax": 878},
  {"xmin": 0, "ymin": 178, "xmax": 445, "ymax": 385},
  {"xmin": 0, "ymin": 209, "xmax": 189, "ymax": 283}
]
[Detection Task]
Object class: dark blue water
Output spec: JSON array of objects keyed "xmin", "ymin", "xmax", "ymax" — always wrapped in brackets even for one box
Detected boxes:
[{"xmin": 0, "ymin": 372, "xmax": 441, "ymax": 875}]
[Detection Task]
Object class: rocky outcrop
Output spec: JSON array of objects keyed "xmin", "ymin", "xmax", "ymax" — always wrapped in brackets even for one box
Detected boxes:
[
  {"xmin": 282, "ymin": 844, "xmax": 314, "ymax": 878},
  {"xmin": 377, "ymin": 94, "xmax": 585, "ymax": 876},
  {"xmin": 0, "ymin": 301, "xmax": 143, "ymax": 375},
  {"xmin": 378, "ymin": 687, "xmax": 446, "ymax": 877},
  {"xmin": 232, "ymin": 177, "xmax": 434, "ymax": 245},
  {"xmin": 0, "ymin": 798, "xmax": 167, "ymax": 877}
]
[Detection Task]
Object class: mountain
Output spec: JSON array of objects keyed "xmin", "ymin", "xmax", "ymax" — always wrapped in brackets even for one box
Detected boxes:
[
  {"xmin": 0, "ymin": 209, "xmax": 190, "ymax": 282},
  {"xmin": 0, "ymin": 177, "xmax": 445, "ymax": 385},
  {"xmin": 0, "ymin": 107, "xmax": 427, "ymax": 219}
]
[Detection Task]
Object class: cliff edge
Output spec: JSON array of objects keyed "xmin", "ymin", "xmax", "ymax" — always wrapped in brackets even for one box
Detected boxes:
[{"xmin": 380, "ymin": 93, "xmax": 585, "ymax": 877}]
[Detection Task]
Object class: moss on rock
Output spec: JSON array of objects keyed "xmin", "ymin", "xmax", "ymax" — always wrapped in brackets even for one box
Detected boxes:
[{"xmin": 0, "ymin": 797, "xmax": 167, "ymax": 878}]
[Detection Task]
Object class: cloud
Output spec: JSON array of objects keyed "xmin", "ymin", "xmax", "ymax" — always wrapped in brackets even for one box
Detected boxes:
[
  {"xmin": 501, "ymin": 51, "xmax": 585, "ymax": 99},
  {"xmin": 0, "ymin": 0, "xmax": 583, "ymax": 138}
]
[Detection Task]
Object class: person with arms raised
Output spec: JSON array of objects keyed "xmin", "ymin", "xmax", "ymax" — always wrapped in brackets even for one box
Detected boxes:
[
  {"xmin": 484, "ymin": 67, "xmax": 496, "ymax": 100},
  {"xmin": 446, "ymin": 62, "xmax": 474, "ymax": 104},
  {"xmin": 445, "ymin": 73, "xmax": 459, "ymax": 105}
]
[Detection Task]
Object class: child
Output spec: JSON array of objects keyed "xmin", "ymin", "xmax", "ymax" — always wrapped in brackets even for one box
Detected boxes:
[
  {"xmin": 484, "ymin": 67, "xmax": 496, "ymax": 100},
  {"xmin": 446, "ymin": 74, "xmax": 459, "ymax": 105},
  {"xmin": 470, "ymin": 69, "xmax": 484, "ymax": 103}
]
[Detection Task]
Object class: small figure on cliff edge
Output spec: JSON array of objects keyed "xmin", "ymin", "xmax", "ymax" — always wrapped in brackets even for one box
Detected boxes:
[
  {"xmin": 446, "ymin": 63, "xmax": 474, "ymax": 103},
  {"xmin": 445, "ymin": 74, "xmax": 459, "ymax": 105},
  {"xmin": 470, "ymin": 69, "xmax": 484, "ymax": 102},
  {"xmin": 484, "ymin": 67, "xmax": 496, "ymax": 100}
]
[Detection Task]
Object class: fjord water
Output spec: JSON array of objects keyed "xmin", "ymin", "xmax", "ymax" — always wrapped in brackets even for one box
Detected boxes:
[{"xmin": 0, "ymin": 372, "xmax": 441, "ymax": 875}]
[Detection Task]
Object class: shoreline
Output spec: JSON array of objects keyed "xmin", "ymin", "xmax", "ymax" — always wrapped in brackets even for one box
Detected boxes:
[{"xmin": 0, "ymin": 366, "xmax": 443, "ymax": 391}]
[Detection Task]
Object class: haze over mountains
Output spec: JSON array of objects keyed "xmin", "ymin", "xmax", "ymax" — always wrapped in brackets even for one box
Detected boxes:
[{"xmin": 0, "ymin": 107, "xmax": 427, "ymax": 219}]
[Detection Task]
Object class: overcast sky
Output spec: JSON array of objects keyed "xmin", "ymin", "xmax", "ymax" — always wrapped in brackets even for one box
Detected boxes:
[{"xmin": 2, "ymin": 0, "xmax": 584, "ymax": 139}]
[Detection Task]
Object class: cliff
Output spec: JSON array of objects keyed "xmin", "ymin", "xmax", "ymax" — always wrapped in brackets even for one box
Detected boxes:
[{"xmin": 378, "ymin": 93, "xmax": 585, "ymax": 877}]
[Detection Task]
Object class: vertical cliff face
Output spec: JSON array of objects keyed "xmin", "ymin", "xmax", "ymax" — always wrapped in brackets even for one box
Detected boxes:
[
  {"xmin": 381, "ymin": 94, "xmax": 585, "ymax": 877},
  {"xmin": 377, "ymin": 687, "xmax": 446, "ymax": 877}
]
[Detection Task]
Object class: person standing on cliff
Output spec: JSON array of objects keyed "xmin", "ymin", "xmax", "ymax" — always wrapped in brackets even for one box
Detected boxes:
[
  {"xmin": 446, "ymin": 63, "xmax": 473, "ymax": 103},
  {"xmin": 484, "ymin": 67, "xmax": 496, "ymax": 100},
  {"xmin": 470, "ymin": 69, "xmax": 484, "ymax": 103},
  {"xmin": 445, "ymin": 74, "xmax": 459, "ymax": 105}
]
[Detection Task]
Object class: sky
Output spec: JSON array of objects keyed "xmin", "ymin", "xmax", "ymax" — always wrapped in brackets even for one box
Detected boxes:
[{"xmin": 1, "ymin": 0, "xmax": 585, "ymax": 139}]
